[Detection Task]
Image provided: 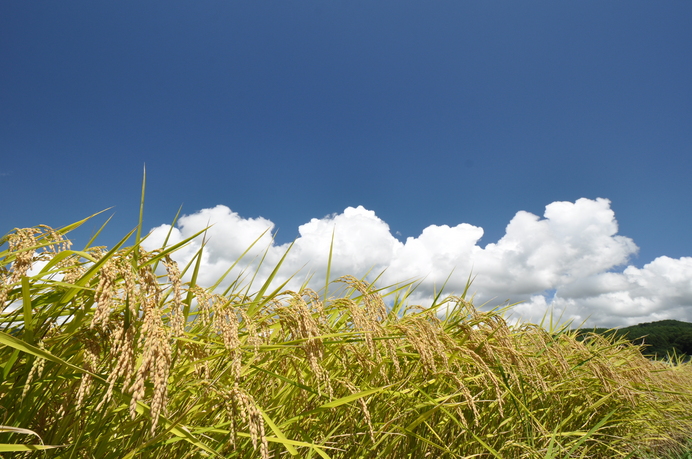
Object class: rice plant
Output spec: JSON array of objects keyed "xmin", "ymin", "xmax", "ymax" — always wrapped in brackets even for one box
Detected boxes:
[{"xmin": 2, "ymin": 211, "xmax": 692, "ymax": 458}]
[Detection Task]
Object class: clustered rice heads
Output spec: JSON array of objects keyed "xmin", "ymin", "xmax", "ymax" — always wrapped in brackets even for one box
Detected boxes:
[
  {"xmin": 0, "ymin": 226, "xmax": 71, "ymax": 313},
  {"xmin": 2, "ymin": 223, "xmax": 692, "ymax": 458}
]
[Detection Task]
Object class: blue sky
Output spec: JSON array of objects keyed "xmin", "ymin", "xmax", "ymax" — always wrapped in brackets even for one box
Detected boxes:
[{"xmin": 2, "ymin": 2, "xmax": 691, "ymax": 326}]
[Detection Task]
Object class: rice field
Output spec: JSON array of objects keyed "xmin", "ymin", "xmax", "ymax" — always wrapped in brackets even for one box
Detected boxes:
[{"xmin": 2, "ymin": 211, "xmax": 692, "ymax": 458}]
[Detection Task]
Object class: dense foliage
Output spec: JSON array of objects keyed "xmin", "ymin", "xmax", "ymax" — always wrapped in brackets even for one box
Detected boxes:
[
  {"xmin": 2, "ymin": 210, "xmax": 692, "ymax": 458},
  {"xmin": 580, "ymin": 320, "xmax": 692, "ymax": 361}
]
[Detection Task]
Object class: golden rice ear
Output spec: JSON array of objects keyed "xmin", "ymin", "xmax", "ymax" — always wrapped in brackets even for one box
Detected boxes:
[
  {"xmin": 128, "ymin": 257, "xmax": 171, "ymax": 435},
  {"xmin": 220, "ymin": 385, "xmax": 269, "ymax": 459},
  {"xmin": 1, "ymin": 226, "xmax": 69, "ymax": 312},
  {"xmin": 75, "ymin": 331, "xmax": 101, "ymax": 410},
  {"xmin": 162, "ymin": 255, "xmax": 184, "ymax": 337},
  {"xmin": 300, "ymin": 287, "xmax": 327, "ymax": 324},
  {"xmin": 20, "ymin": 341, "xmax": 46, "ymax": 402},
  {"xmin": 336, "ymin": 275, "xmax": 387, "ymax": 322},
  {"xmin": 96, "ymin": 319, "xmax": 135, "ymax": 413},
  {"xmin": 275, "ymin": 290, "xmax": 331, "ymax": 396},
  {"xmin": 206, "ymin": 294, "xmax": 243, "ymax": 381}
]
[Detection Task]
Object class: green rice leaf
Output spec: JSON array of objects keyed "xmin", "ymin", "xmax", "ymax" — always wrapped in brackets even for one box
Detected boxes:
[
  {"xmin": 0, "ymin": 444, "xmax": 66, "ymax": 452},
  {"xmin": 21, "ymin": 276, "xmax": 33, "ymax": 343},
  {"xmin": 0, "ymin": 330, "xmax": 94, "ymax": 377},
  {"xmin": 258, "ymin": 406, "xmax": 301, "ymax": 456}
]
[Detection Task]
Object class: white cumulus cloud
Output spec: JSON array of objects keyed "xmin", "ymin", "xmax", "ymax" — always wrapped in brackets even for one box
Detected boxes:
[{"xmin": 142, "ymin": 198, "xmax": 692, "ymax": 328}]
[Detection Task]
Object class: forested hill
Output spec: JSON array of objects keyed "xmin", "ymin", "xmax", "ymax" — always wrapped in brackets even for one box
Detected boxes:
[{"xmin": 578, "ymin": 320, "xmax": 692, "ymax": 360}]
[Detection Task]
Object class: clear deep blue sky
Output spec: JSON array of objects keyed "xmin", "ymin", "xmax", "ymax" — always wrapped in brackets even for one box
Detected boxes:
[{"xmin": 2, "ymin": 1, "xmax": 691, "ymax": 267}]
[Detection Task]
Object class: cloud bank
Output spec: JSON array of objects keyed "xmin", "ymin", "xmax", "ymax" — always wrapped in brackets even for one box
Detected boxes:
[{"xmin": 142, "ymin": 198, "xmax": 692, "ymax": 328}]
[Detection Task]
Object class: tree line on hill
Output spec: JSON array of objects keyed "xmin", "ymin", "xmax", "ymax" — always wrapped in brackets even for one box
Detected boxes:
[{"xmin": 577, "ymin": 319, "xmax": 692, "ymax": 361}]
